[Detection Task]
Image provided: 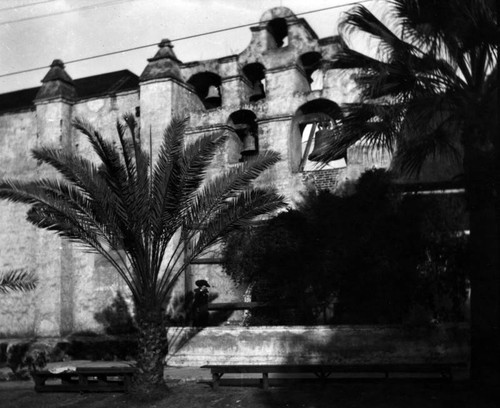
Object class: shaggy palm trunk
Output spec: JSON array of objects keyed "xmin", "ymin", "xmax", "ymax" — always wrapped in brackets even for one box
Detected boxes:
[
  {"xmin": 132, "ymin": 304, "xmax": 168, "ymax": 399},
  {"xmin": 464, "ymin": 130, "xmax": 500, "ymax": 391}
]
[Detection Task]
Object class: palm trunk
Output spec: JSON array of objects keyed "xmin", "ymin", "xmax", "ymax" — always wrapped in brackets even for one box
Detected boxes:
[
  {"xmin": 132, "ymin": 304, "xmax": 168, "ymax": 400},
  {"xmin": 463, "ymin": 129, "xmax": 500, "ymax": 391}
]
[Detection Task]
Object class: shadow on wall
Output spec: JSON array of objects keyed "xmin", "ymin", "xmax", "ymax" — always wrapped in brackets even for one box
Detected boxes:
[
  {"xmin": 165, "ymin": 323, "xmax": 470, "ymax": 368},
  {"xmin": 164, "ymin": 287, "xmax": 233, "ymax": 362}
]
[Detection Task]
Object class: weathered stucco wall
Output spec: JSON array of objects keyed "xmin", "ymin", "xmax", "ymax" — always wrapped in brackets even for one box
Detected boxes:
[
  {"xmin": 0, "ymin": 91, "xmax": 139, "ymax": 337},
  {"xmin": 166, "ymin": 324, "xmax": 470, "ymax": 366},
  {"xmin": 0, "ymin": 107, "xmax": 67, "ymax": 336}
]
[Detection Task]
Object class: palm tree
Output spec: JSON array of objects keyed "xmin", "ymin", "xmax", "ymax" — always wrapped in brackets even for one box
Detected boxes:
[
  {"xmin": 0, "ymin": 114, "xmax": 286, "ymax": 397},
  {"xmin": 317, "ymin": 0, "xmax": 498, "ymax": 388},
  {"xmin": 0, "ymin": 269, "xmax": 37, "ymax": 294}
]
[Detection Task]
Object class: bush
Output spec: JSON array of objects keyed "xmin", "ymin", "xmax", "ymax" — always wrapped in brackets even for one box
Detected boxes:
[
  {"xmin": 6, "ymin": 342, "xmax": 31, "ymax": 374},
  {"xmin": 94, "ymin": 291, "xmax": 137, "ymax": 335},
  {"xmin": 60, "ymin": 336, "xmax": 137, "ymax": 361},
  {"xmin": 223, "ymin": 169, "xmax": 469, "ymax": 325}
]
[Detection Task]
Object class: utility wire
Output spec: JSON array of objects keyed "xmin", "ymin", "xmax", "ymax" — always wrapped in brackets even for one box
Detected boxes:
[
  {"xmin": 0, "ymin": 0, "xmax": 58, "ymax": 12},
  {"xmin": 0, "ymin": 0, "xmax": 140, "ymax": 25},
  {"xmin": 0, "ymin": 0, "xmax": 372, "ymax": 79}
]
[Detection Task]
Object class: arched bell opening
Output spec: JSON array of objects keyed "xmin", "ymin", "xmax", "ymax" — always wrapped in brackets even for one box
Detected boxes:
[
  {"xmin": 227, "ymin": 110, "xmax": 259, "ymax": 163},
  {"xmin": 299, "ymin": 52, "xmax": 323, "ymax": 90},
  {"xmin": 267, "ymin": 18, "xmax": 288, "ymax": 48},
  {"xmin": 187, "ymin": 72, "xmax": 222, "ymax": 109},
  {"xmin": 242, "ymin": 63, "xmax": 266, "ymax": 103},
  {"xmin": 291, "ymin": 99, "xmax": 345, "ymax": 172}
]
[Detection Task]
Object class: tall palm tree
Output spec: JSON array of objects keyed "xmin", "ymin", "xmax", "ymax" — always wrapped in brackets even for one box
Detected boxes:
[
  {"xmin": 0, "ymin": 269, "xmax": 37, "ymax": 294},
  {"xmin": 317, "ymin": 0, "xmax": 498, "ymax": 388},
  {"xmin": 0, "ymin": 114, "xmax": 286, "ymax": 396}
]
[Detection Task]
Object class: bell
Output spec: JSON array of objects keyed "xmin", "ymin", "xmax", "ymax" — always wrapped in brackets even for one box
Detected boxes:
[
  {"xmin": 308, "ymin": 129, "xmax": 336, "ymax": 161},
  {"xmin": 249, "ymin": 81, "xmax": 265, "ymax": 102},
  {"xmin": 241, "ymin": 133, "xmax": 257, "ymax": 155},
  {"xmin": 233, "ymin": 123, "xmax": 249, "ymax": 133},
  {"xmin": 205, "ymin": 85, "xmax": 221, "ymax": 107}
]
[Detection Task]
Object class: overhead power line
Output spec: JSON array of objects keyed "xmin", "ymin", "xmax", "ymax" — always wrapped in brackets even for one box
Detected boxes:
[
  {"xmin": 0, "ymin": 0, "xmax": 141, "ymax": 25},
  {"xmin": 0, "ymin": 0, "xmax": 372, "ymax": 80},
  {"xmin": 0, "ymin": 0, "xmax": 58, "ymax": 12}
]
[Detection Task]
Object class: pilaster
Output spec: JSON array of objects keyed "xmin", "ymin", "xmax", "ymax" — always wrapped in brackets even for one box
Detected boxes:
[
  {"xmin": 33, "ymin": 59, "xmax": 76, "ymax": 336},
  {"xmin": 139, "ymin": 39, "xmax": 201, "ymax": 158}
]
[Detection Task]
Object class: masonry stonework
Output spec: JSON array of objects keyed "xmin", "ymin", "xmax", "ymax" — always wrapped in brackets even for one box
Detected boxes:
[{"xmin": 0, "ymin": 7, "xmax": 389, "ymax": 337}]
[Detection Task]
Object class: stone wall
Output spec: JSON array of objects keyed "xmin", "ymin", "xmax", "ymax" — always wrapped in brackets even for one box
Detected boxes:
[
  {"xmin": 0, "ymin": 90, "xmax": 139, "ymax": 337},
  {"xmin": 166, "ymin": 324, "xmax": 470, "ymax": 366},
  {"xmin": 303, "ymin": 168, "xmax": 347, "ymax": 192}
]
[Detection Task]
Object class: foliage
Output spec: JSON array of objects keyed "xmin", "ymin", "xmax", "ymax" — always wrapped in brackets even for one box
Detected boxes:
[
  {"xmin": 94, "ymin": 291, "xmax": 137, "ymax": 335},
  {"xmin": 3, "ymin": 341, "xmax": 47, "ymax": 379},
  {"xmin": 61, "ymin": 337, "xmax": 137, "ymax": 361},
  {"xmin": 0, "ymin": 114, "xmax": 285, "ymax": 396},
  {"xmin": 223, "ymin": 169, "xmax": 469, "ymax": 325},
  {"xmin": 317, "ymin": 0, "xmax": 497, "ymax": 177},
  {"xmin": 6, "ymin": 342, "xmax": 31, "ymax": 374},
  {"xmin": 413, "ymin": 235, "xmax": 469, "ymax": 323},
  {"xmin": 0, "ymin": 269, "xmax": 37, "ymax": 294},
  {"xmin": 23, "ymin": 350, "xmax": 47, "ymax": 372}
]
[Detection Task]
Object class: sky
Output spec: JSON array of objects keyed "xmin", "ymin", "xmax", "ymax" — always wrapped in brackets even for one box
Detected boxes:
[{"xmin": 0, "ymin": 0, "xmax": 375, "ymax": 94}]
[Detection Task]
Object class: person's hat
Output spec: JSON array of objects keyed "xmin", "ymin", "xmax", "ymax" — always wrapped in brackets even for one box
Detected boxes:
[{"xmin": 195, "ymin": 279, "xmax": 210, "ymax": 288}]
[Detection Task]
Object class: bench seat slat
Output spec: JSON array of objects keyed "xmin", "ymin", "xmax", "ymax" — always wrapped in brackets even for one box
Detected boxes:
[
  {"xmin": 202, "ymin": 363, "xmax": 462, "ymax": 374},
  {"xmin": 31, "ymin": 367, "xmax": 137, "ymax": 393},
  {"xmin": 202, "ymin": 363, "xmax": 466, "ymax": 389}
]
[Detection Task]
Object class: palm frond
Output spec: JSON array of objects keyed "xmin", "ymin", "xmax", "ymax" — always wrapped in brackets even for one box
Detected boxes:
[
  {"xmin": 149, "ymin": 117, "xmax": 188, "ymax": 238},
  {"xmin": 30, "ymin": 147, "xmax": 129, "ymax": 227},
  {"xmin": 324, "ymin": 0, "xmax": 496, "ymax": 180},
  {"xmin": 331, "ymin": 38, "xmax": 389, "ymax": 71},
  {"xmin": 72, "ymin": 117, "xmax": 126, "ymax": 184},
  {"xmin": 340, "ymin": 4, "xmax": 417, "ymax": 61},
  {"xmin": 160, "ymin": 130, "xmax": 227, "ymax": 233},
  {"xmin": 0, "ymin": 175, "xmax": 137, "ymax": 296},
  {"xmin": 193, "ymin": 188, "xmax": 286, "ymax": 253},
  {"xmin": 0, "ymin": 269, "xmax": 37, "ymax": 294},
  {"xmin": 184, "ymin": 150, "xmax": 282, "ymax": 229},
  {"xmin": 392, "ymin": 112, "xmax": 463, "ymax": 176}
]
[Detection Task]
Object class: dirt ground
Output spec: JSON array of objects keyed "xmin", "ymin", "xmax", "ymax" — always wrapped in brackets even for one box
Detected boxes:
[{"xmin": 1, "ymin": 379, "xmax": 498, "ymax": 408}]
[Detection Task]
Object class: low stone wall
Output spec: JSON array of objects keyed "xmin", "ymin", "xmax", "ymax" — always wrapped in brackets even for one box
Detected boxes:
[{"xmin": 165, "ymin": 324, "xmax": 469, "ymax": 367}]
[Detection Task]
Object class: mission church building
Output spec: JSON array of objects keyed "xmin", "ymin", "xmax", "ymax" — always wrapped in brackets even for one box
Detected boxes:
[{"xmin": 1, "ymin": 7, "xmax": 415, "ymax": 337}]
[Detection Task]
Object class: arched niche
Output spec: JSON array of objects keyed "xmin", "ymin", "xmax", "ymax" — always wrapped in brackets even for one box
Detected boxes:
[
  {"xmin": 267, "ymin": 18, "xmax": 288, "ymax": 48},
  {"xmin": 299, "ymin": 52, "xmax": 323, "ymax": 90},
  {"xmin": 291, "ymin": 99, "xmax": 344, "ymax": 172},
  {"xmin": 227, "ymin": 110, "xmax": 259, "ymax": 163},
  {"xmin": 242, "ymin": 63, "xmax": 266, "ymax": 102},
  {"xmin": 187, "ymin": 72, "xmax": 222, "ymax": 109}
]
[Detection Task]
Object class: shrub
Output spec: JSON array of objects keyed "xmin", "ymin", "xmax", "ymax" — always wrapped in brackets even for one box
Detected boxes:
[
  {"xmin": 62, "ymin": 337, "xmax": 137, "ymax": 361},
  {"xmin": 6, "ymin": 342, "xmax": 31, "ymax": 374},
  {"xmin": 94, "ymin": 291, "xmax": 137, "ymax": 335},
  {"xmin": 223, "ymin": 169, "xmax": 469, "ymax": 325}
]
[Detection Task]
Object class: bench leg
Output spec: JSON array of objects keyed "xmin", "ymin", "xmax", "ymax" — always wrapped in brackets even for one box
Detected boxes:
[
  {"xmin": 32, "ymin": 375, "xmax": 47, "ymax": 392},
  {"xmin": 315, "ymin": 371, "xmax": 331, "ymax": 386},
  {"xmin": 123, "ymin": 373, "xmax": 133, "ymax": 393},
  {"xmin": 262, "ymin": 373, "xmax": 269, "ymax": 390},
  {"xmin": 212, "ymin": 373, "xmax": 222, "ymax": 390},
  {"xmin": 79, "ymin": 374, "xmax": 89, "ymax": 391}
]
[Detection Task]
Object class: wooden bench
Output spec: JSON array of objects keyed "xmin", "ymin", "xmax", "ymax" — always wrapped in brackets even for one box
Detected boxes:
[
  {"xmin": 31, "ymin": 366, "xmax": 137, "ymax": 393},
  {"xmin": 202, "ymin": 363, "xmax": 465, "ymax": 390}
]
